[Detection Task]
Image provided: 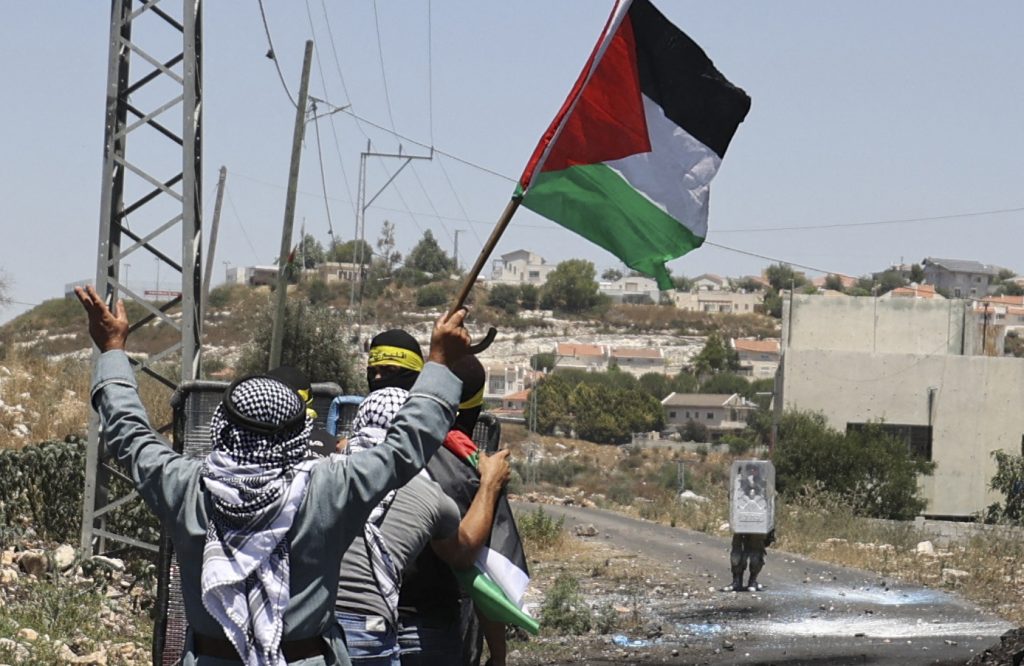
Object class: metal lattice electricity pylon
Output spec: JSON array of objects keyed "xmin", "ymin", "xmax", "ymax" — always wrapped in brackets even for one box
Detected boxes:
[{"xmin": 81, "ymin": 0, "xmax": 203, "ymax": 555}]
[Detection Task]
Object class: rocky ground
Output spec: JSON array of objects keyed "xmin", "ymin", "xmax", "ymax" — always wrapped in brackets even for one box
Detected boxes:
[{"xmin": 0, "ymin": 538, "xmax": 153, "ymax": 666}]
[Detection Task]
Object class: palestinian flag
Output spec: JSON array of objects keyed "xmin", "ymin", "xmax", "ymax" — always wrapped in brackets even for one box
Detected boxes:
[
  {"xmin": 517, "ymin": 0, "xmax": 751, "ymax": 289},
  {"xmin": 432, "ymin": 431, "xmax": 538, "ymax": 634}
]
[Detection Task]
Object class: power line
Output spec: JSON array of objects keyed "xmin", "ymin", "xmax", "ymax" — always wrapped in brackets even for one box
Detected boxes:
[
  {"xmin": 716, "ymin": 205, "xmax": 1024, "ymax": 233},
  {"xmin": 427, "ymin": 0, "xmax": 435, "ymax": 147},
  {"xmin": 372, "ymin": 0, "xmax": 398, "ymax": 132},
  {"xmin": 310, "ymin": 103, "xmax": 336, "ymax": 239},
  {"xmin": 340, "ymin": 109, "xmax": 516, "ymax": 183},
  {"xmin": 224, "ymin": 187, "xmax": 262, "ymax": 262},
  {"xmin": 437, "ymin": 155, "xmax": 486, "ymax": 247},
  {"xmin": 702, "ymin": 240, "xmax": 857, "ymax": 279},
  {"xmin": 256, "ymin": 0, "xmax": 297, "ymax": 107}
]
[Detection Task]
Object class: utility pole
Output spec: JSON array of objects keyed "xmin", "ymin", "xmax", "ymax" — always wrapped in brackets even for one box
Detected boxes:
[
  {"xmin": 453, "ymin": 229, "xmax": 465, "ymax": 272},
  {"xmin": 269, "ymin": 40, "xmax": 314, "ymax": 370},
  {"xmin": 201, "ymin": 165, "xmax": 227, "ymax": 328}
]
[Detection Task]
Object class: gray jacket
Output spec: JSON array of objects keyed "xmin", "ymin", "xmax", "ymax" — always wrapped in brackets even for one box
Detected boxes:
[{"xmin": 90, "ymin": 351, "xmax": 461, "ymax": 665}]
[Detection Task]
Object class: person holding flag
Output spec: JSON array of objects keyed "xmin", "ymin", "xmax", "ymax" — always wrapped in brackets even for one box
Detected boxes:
[
  {"xmin": 398, "ymin": 356, "xmax": 535, "ymax": 666},
  {"xmin": 333, "ymin": 387, "xmax": 513, "ymax": 665}
]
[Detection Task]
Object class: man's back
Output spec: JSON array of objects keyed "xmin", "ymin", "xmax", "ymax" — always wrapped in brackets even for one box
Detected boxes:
[{"xmin": 336, "ymin": 473, "xmax": 460, "ymax": 619}]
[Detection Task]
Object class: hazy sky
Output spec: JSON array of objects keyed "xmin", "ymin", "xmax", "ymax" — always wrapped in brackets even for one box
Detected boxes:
[{"xmin": 2, "ymin": 2, "xmax": 1022, "ymax": 323}]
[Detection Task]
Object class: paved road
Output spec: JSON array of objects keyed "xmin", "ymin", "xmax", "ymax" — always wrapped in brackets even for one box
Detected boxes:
[{"xmin": 518, "ymin": 502, "xmax": 1013, "ymax": 665}]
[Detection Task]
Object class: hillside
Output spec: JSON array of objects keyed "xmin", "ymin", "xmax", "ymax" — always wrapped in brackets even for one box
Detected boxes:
[{"xmin": 0, "ymin": 281, "xmax": 779, "ymax": 448}]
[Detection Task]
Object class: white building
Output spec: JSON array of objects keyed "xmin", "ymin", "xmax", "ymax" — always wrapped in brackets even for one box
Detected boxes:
[
  {"xmin": 661, "ymin": 393, "xmax": 755, "ymax": 440},
  {"xmin": 599, "ymin": 276, "xmax": 661, "ymax": 304},
  {"xmin": 733, "ymin": 338, "xmax": 780, "ymax": 379},
  {"xmin": 693, "ymin": 274, "xmax": 729, "ymax": 291},
  {"xmin": 777, "ymin": 295, "xmax": 1024, "ymax": 518},
  {"xmin": 489, "ymin": 250, "xmax": 555, "ymax": 286},
  {"xmin": 609, "ymin": 346, "xmax": 665, "ymax": 376},
  {"xmin": 226, "ymin": 265, "xmax": 278, "ymax": 288},
  {"xmin": 672, "ymin": 290, "xmax": 761, "ymax": 314}
]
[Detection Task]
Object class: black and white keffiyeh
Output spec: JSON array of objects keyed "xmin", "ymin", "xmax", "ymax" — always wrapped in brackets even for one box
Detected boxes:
[
  {"xmin": 342, "ymin": 387, "xmax": 410, "ymax": 626},
  {"xmin": 200, "ymin": 376, "xmax": 318, "ymax": 666}
]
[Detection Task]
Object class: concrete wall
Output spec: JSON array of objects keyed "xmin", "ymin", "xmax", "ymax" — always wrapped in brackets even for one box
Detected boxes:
[
  {"xmin": 780, "ymin": 347, "xmax": 1024, "ymax": 517},
  {"xmin": 783, "ymin": 295, "xmax": 971, "ymax": 355}
]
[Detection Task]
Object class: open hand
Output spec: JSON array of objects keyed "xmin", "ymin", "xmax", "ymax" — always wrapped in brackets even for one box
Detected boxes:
[
  {"xmin": 75, "ymin": 285, "xmax": 129, "ymax": 352},
  {"xmin": 427, "ymin": 308, "xmax": 471, "ymax": 368}
]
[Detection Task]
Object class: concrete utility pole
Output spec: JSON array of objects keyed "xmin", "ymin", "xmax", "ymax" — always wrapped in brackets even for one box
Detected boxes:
[
  {"xmin": 453, "ymin": 229, "xmax": 465, "ymax": 272},
  {"xmin": 201, "ymin": 165, "xmax": 227, "ymax": 329},
  {"xmin": 269, "ymin": 40, "xmax": 314, "ymax": 370}
]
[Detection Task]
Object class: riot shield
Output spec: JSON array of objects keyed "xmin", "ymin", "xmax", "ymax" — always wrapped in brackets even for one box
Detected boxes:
[{"xmin": 729, "ymin": 459, "xmax": 775, "ymax": 535}]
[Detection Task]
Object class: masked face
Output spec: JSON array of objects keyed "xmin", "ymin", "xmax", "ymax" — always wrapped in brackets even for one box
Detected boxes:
[{"xmin": 366, "ymin": 364, "xmax": 419, "ymax": 392}]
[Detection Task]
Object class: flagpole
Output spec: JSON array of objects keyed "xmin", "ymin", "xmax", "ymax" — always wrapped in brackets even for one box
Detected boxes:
[{"xmin": 448, "ymin": 195, "xmax": 523, "ymax": 317}]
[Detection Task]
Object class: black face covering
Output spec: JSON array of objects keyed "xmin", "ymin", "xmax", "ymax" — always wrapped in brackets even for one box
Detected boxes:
[
  {"xmin": 366, "ymin": 329, "xmax": 423, "ymax": 393},
  {"xmin": 450, "ymin": 355, "xmax": 486, "ymax": 437},
  {"xmin": 367, "ymin": 366, "xmax": 420, "ymax": 393},
  {"xmin": 453, "ymin": 406, "xmax": 482, "ymax": 437}
]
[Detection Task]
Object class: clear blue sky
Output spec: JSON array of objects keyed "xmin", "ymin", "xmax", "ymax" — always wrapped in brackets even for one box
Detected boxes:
[{"xmin": 2, "ymin": 1, "xmax": 1022, "ymax": 323}]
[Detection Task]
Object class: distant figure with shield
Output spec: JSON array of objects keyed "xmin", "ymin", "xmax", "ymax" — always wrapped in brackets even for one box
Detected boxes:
[{"xmin": 723, "ymin": 460, "xmax": 775, "ymax": 593}]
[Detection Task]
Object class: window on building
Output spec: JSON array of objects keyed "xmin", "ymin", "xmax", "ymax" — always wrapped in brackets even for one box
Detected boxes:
[
  {"xmin": 954, "ymin": 288, "xmax": 962, "ymax": 298},
  {"xmin": 529, "ymin": 271, "xmax": 540, "ymax": 279},
  {"xmin": 847, "ymin": 423, "xmax": 933, "ymax": 461},
  {"xmin": 706, "ymin": 412, "xmax": 714, "ymax": 420},
  {"xmin": 669, "ymin": 411, "xmax": 676, "ymax": 419}
]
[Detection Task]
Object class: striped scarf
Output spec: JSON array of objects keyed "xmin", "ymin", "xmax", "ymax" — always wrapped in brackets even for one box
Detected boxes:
[
  {"xmin": 200, "ymin": 377, "xmax": 316, "ymax": 666},
  {"xmin": 342, "ymin": 387, "xmax": 409, "ymax": 627}
]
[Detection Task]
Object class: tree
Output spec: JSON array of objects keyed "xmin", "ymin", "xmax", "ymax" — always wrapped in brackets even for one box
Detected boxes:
[
  {"xmin": 601, "ymin": 268, "xmax": 623, "ymax": 282},
  {"xmin": 875, "ymin": 270, "xmax": 907, "ymax": 295},
  {"xmin": 540, "ymin": 259, "xmax": 602, "ymax": 313},
  {"xmin": 0, "ymin": 271, "xmax": 9, "ymax": 309},
  {"xmin": 986, "ymin": 450, "xmax": 1024, "ymax": 524},
  {"xmin": 692, "ymin": 332, "xmax": 739, "ymax": 377},
  {"xmin": 407, "ymin": 230, "xmax": 456, "ymax": 276},
  {"xmin": 765, "ymin": 263, "xmax": 807, "ymax": 291},
  {"xmin": 530, "ymin": 352, "xmax": 556, "ymax": 372},
  {"xmin": 771, "ymin": 411, "xmax": 934, "ymax": 520},
  {"xmin": 638, "ymin": 372, "xmax": 673, "ymax": 401},
  {"xmin": 330, "ymin": 239, "xmax": 374, "ymax": 265},
  {"xmin": 519, "ymin": 284, "xmax": 539, "ymax": 310},
  {"xmin": 680, "ymin": 419, "xmax": 708, "ymax": 443},
  {"xmin": 488, "ymin": 283, "xmax": 521, "ymax": 315},
  {"xmin": 699, "ymin": 372, "xmax": 749, "ymax": 395},
  {"xmin": 671, "ymin": 275, "xmax": 693, "ymax": 292},
  {"xmin": 236, "ymin": 299, "xmax": 362, "ymax": 392},
  {"xmin": 298, "ymin": 233, "xmax": 326, "ymax": 268},
  {"xmin": 909, "ymin": 263, "xmax": 925, "ymax": 283},
  {"xmin": 823, "ymin": 274, "xmax": 846, "ymax": 292},
  {"xmin": 376, "ymin": 221, "xmax": 402, "ymax": 277}
]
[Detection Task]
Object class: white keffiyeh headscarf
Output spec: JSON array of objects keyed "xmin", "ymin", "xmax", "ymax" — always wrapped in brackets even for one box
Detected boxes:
[
  {"xmin": 200, "ymin": 376, "xmax": 318, "ymax": 666},
  {"xmin": 342, "ymin": 387, "xmax": 410, "ymax": 626}
]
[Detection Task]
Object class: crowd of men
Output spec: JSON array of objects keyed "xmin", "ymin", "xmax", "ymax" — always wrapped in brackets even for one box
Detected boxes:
[{"xmin": 76, "ymin": 284, "xmax": 522, "ymax": 666}]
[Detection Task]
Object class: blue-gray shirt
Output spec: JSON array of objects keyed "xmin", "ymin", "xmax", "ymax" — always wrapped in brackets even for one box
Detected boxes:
[{"xmin": 90, "ymin": 350, "xmax": 460, "ymax": 665}]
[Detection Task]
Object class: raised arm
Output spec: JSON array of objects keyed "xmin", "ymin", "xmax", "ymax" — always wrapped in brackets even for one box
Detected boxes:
[
  {"xmin": 431, "ymin": 449, "xmax": 511, "ymax": 569},
  {"xmin": 77, "ymin": 286, "xmax": 198, "ymax": 522},
  {"xmin": 324, "ymin": 309, "xmax": 472, "ymax": 520}
]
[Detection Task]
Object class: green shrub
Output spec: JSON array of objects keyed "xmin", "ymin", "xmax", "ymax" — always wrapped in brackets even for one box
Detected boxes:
[
  {"xmin": 516, "ymin": 507, "xmax": 565, "ymax": 552},
  {"xmin": 415, "ymin": 284, "xmax": 448, "ymax": 308},
  {"xmin": 0, "ymin": 437, "xmax": 159, "ymax": 547},
  {"xmin": 541, "ymin": 573, "xmax": 592, "ymax": 635}
]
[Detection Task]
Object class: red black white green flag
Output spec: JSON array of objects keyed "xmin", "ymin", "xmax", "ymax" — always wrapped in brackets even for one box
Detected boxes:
[{"xmin": 516, "ymin": 0, "xmax": 751, "ymax": 289}]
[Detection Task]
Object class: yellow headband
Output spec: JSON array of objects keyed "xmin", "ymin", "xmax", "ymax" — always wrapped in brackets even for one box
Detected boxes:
[
  {"xmin": 459, "ymin": 386, "xmax": 485, "ymax": 410},
  {"xmin": 368, "ymin": 345, "xmax": 425, "ymax": 373},
  {"xmin": 296, "ymin": 389, "xmax": 317, "ymax": 419}
]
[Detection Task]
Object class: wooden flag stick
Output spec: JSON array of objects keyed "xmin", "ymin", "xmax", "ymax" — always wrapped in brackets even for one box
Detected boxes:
[{"xmin": 448, "ymin": 196, "xmax": 523, "ymax": 317}]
